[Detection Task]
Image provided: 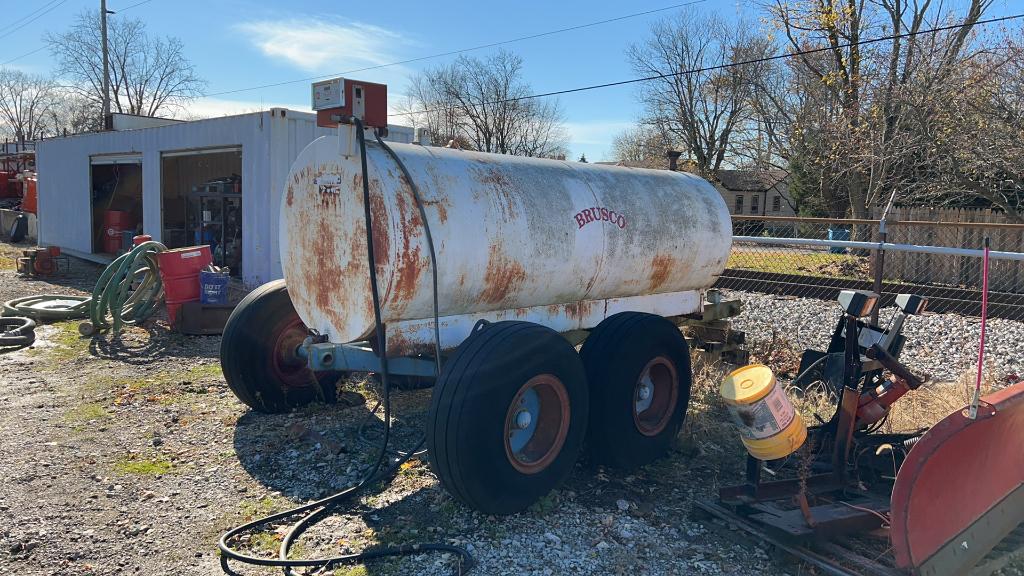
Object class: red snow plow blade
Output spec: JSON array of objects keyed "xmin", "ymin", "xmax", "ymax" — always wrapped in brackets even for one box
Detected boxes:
[{"xmin": 891, "ymin": 381, "xmax": 1024, "ymax": 575}]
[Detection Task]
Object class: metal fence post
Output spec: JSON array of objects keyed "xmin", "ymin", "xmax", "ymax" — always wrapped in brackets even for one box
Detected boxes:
[{"xmin": 871, "ymin": 218, "xmax": 886, "ymax": 326}]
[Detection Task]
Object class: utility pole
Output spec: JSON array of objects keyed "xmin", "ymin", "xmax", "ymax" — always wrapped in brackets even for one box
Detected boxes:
[{"xmin": 100, "ymin": 0, "xmax": 111, "ymax": 124}]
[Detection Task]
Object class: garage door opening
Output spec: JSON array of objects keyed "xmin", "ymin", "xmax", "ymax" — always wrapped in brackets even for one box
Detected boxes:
[
  {"xmin": 161, "ymin": 148, "xmax": 242, "ymax": 275},
  {"xmin": 91, "ymin": 156, "xmax": 143, "ymax": 255}
]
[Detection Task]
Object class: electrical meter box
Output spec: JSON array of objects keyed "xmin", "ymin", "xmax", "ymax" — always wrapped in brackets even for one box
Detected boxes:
[{"xmin": 312, "ymin": 78, "xmax": 388, "ymax": 129}]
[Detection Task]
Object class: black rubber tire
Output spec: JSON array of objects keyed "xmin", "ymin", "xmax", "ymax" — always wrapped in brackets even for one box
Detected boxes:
[
  {"xmin": 580, "ymin": 312, "xmax": 692, "ymax": 469},
  {"xmin": 10, "ymin": 214, "xmax": 28, "ymax": 243},
  {"xmin": 427, "ymin": 321, "xmax": 588, "ymax": 515},
  {"xmin": 0, "ymin": 316, "xmax": 35, "ymax": 347},
  {"xmin": 220, "ymin": 280, "xmax": 338, "ymax": 413}
]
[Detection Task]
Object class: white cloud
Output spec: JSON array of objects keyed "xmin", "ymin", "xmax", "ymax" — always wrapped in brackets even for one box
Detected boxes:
[{"xmin": 235, "ymin": 18, "xmax": 410, "ymax": 74}]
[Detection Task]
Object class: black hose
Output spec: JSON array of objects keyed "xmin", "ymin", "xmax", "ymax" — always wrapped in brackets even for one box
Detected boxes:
[
  {"xmin": 0, "ymin": 316, "xmax": 35, "ymax": 352},
  {"xmin": 374, "ymin": 130, "xmax": 443, "ymax": 375},
  {"xmin": 218, "ymin": 120, "xmax": 470, "ymax": 575}
]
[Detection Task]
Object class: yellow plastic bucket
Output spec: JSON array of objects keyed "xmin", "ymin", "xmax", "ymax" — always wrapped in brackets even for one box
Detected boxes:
[{"xmin": 720, "ymin": 364, "xmax": 807, "ymax": 460}]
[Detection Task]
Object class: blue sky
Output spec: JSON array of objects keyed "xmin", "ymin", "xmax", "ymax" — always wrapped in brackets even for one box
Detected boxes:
[{"xmin": 4, "ymin": 0, "xmax": 1020, "ymax": 161}]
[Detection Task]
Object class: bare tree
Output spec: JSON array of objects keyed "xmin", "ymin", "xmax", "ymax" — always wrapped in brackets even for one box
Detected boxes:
[
  {"xmin": 47, "ymin": 91, "xmax": 104, "ymax": 136},
  {"xmin": 628, "ymin": 10, "xmax": 772, "ymax": 178},
  {"xmin": 763, "ymin": 0, "xmax": 993, "ymax": 218},
  {"xmin": 609, "ymin": 125, "xmax": 675, "ymax": 168},
  {"xmin": 0, "ymin": 69, "xmax": 59, "ymax": 141},
  {"xmin": 46, "ymin": 10, "xmax": 205, "ymax": 118},
  {"xmin": 402, "ymin": 50, "xmax": 568, "ymax": 158},
  {"xmin": 905, "ymin": 35, "xmax": 1024, "ymax": 221}
]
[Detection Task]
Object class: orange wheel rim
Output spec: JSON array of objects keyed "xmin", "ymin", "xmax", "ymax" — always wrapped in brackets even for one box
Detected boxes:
[
  {"xmin": 503, "ymin": 374, "xmax": 571, "ymax": 474},
  {"xmin": 633, "ymin": 356, "xmax": 678, "ymax": 437}
]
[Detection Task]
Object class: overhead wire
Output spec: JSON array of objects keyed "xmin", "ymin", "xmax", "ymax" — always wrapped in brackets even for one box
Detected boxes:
[
  {"xmin": 0, "ymin": 0, "xmax": 69, "ymax": 43},
  {"xmin": 200, "ymin": 0, "xmax": 708, "ymax": 97},
  {"xmin": 0, "ymin": 0, "xmax": 157, "ymax": 67},
  {"xmin": 1, "ymin": 46, "xmax": 48, "ymax": 67},
  {"xmin": 390, "ymin": 12, "xmax": 1024, "ymax": 118},
  {"xmin": 116, "ymin": 0, "xmax": 158, "ymax": 11}
]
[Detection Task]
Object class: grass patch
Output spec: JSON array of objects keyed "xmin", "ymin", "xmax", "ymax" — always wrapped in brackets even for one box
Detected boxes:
[
  {"xmin": 113, "ymin": 456, "xmax": 174, "ymax": 475},
  {"xmin": 183, "ymin": 363, "xmax": 223, "ymax": 381},
  {"xmin": 334, "ymin": 567, "xmax": 369, "ymax": 576},
  {"xmin": 238, "ymin": 496, "xmax": 289, "ymax": 521},
  {"xmin": 249, "ymin": 532, "xmax": 280, "ymax": 554},
  {"xmin": 728, "ymin": 249, "xmax": 869, "ymax": 278},
  {"xmin": 37, "ymin": 321, "xmax": 91, "ymax": 364},
  {"xmin": 64, "ymin": 402, "xmax": 111, "ymax": 423},
  {"xmin": 0, "ymin": 255, "xmax": 15, "ymax": 270}
]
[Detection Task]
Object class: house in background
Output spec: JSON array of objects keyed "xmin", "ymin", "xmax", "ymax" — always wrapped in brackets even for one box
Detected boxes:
[
  {"xmin": 595, "ymin": 157, "xmax": 794, "ymax": 222},
  {"xmin": 713, "ymin": 169, "xmax": 793, "ymax": 218}
]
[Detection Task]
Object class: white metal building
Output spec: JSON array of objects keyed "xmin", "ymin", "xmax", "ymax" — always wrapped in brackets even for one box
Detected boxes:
[{"xmin": 36, "ymin": 109, "xmax": 414, "ymax": 286}]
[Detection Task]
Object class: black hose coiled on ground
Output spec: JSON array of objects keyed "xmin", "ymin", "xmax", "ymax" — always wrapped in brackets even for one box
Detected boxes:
[{"xmin": 0, "ymin": 316, "xmax": 35, "ymax": 352}]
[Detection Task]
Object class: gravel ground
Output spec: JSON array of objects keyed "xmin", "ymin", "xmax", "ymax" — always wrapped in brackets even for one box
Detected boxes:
[
  {"xmin": 0, "ymin": 240, "xmax": 1020, "ymax": 575},
  {"xmin": 726, "ymin": 290, "xmax": 1024, "ymax": 386}
]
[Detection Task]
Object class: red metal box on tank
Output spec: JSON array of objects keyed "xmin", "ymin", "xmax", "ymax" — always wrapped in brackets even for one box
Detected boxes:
[{"xmin": 312, "ymin": 78, "xmax": 387, "ymax": 129}]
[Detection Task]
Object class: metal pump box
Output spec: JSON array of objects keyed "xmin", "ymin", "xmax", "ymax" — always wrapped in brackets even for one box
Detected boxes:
[{"xmin": 312, "ymin": 77, "xmax": 388, "ymax": 129}]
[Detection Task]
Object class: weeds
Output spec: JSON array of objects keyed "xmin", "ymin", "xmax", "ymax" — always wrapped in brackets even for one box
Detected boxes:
[
  {"xmin": 64, "ymin": 402, "xmax": 110, "ymax": 423},
  {"xmin": 114, "ymin": 456, "xmax": 174, "ymax": 475}
]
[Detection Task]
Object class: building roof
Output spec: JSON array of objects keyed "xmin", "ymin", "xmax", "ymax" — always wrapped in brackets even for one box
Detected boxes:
[{"xmin": 716, "ymin": 169, "xmax": 788, "ymax": 192}]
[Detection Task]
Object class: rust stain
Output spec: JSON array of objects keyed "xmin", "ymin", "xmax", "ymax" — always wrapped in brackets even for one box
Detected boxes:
[
  {"xmin": 369, "ymin": 188, "xmax": 390, "ymax": 269},
  {"xmin": 422, "ymin": 199, "xmax": 448, "ymax": 224},
  {"xmin": 648, "ymin": 254, "xmax": 675, "ymax": 291},
  {"xmin": 388, "ymin": 180, "xmax": 428, "ymax": 314},
  {"xmin": 480, "ymin": 244, "xmax": 526, "ymax": 305},
  {"xmin": 292, "ymin": 161, "xmax": 373, "ymax": 339},
  {"xmin": 563, "ymin": 300, "xmax": 595, "ymax": 321},
  {"xmin": 286, "ymin": 185, "xmax": 294, "ymax": 207}
]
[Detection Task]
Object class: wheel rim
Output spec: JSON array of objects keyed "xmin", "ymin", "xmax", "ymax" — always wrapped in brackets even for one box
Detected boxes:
[
  {"xmin": 504, "ymin": 374, "xmax": 571, "ymax": 475},
  {"xmin": 270, "ymin": 317, "xmax": 315, "ymax": 389},
  {"xmin": 633, "ymin": 356, "xmax": 678, "ymax": 437}
]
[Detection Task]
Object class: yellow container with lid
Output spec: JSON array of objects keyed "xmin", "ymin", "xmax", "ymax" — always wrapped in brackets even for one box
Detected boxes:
[{"xmin": 720, "ymin": 364, "xmax": 807, "ymax": 460}]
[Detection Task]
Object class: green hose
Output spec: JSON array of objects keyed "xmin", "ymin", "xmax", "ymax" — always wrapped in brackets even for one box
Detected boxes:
[
  {"xmin": 1, "ymin": 295, "xmax": 92, "ymax": 321},
  {"xmin": 2, "ymin": 241, "xmax": 168, "ymax": 334}
]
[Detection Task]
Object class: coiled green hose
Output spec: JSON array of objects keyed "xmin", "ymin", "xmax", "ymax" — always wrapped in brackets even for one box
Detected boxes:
[{"xmin": 2, "ymin": 241, "xmax": 167, "ymax": 334}]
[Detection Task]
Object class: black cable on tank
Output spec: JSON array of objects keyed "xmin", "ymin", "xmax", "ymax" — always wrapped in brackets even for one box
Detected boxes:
[
  {"xmin": 217, "ymin": 119, "xmax": 470, "ymax": 575},
  {"xmin": 374, "ymin": 130, "xmax": 443, "ymax": 373}
]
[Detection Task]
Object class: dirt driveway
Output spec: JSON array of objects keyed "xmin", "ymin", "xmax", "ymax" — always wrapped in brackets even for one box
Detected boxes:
[{"xmin": 1, "ymin": 240, "xmax": 1019, "ymax": 576}]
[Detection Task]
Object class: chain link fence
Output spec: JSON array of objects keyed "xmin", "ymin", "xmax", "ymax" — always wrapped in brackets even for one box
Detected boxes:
[{"xmin": 718, "ymin": 216, "xmax": 1024, "ymax": 321}]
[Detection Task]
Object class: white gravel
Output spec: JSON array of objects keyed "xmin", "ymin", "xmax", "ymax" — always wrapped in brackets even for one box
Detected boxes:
[{"xmin": 727, "ymin": 290, "xmax": 1024, "ymax": 385}]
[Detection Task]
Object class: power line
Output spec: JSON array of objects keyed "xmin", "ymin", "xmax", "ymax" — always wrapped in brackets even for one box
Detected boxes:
[
  {"xmin": 0, "ymin": 1, "xmax": 158, "ymax": 70},
  {"xmin": 117, "ymin": 0, "xmax": 157, "ymax": 11},
  {"xmin": 5, "ymin": 0, "xmax": 63, "ymax": 31},
  {"xmin": 0, "ymin": 0, "xmax": 69, "ymax": 42},
  {"xmin": 391, "ymin": 12, "xmax": 1024, "ymax": 118},
  {"xmin": 1, "ymin": 46, "xmax": 48, "ymax": 67},
  {"xmin": 201, "ymin": 0, "xmax": 707, "ymax": 98}
]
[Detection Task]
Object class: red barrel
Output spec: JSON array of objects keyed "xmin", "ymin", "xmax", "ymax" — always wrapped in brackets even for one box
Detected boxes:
[
  {"xmin": 102, "ymin": 210, "xmax": 135, "ymax": 254},
  {"xmin": 157, "ymin": 245, "xmax": 213, "ymax": 326},
  {"xmin": 21, "ymin": 177, "xmax": 37, "ymax": 213}
]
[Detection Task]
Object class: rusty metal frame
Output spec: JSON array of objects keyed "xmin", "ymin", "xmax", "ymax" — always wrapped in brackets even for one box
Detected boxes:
[{"xmin": 300, "ymin": 341, "xmax": 437, "ymax": 378}]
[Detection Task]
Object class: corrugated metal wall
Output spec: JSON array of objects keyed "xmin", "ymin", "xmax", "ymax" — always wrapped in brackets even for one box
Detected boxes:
[{"xmin": 36, "ymin": 109, "xmax": 416, "ymax": 287}]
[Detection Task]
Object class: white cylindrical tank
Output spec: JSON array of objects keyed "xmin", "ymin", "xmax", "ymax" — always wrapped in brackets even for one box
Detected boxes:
[{"xmin": 280, "ymin": 133, "xmax": 731, "ymax": 346}]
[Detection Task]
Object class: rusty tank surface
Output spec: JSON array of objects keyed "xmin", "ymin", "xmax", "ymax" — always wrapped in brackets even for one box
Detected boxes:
[{"xmin": 280, "ymin": 134, "xmax": 731, "ymax": 354}]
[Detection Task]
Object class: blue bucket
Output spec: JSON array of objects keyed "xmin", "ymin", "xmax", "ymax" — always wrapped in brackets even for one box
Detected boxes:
[{"xmin": 199, "ymin": 270, "xmax": 229, "ymax": 304}]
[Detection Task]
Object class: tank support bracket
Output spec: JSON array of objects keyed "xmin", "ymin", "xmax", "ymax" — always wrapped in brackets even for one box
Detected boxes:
[{"xmin": 300, "ymin": 341, "xmax": 437, "ymax": 377}]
